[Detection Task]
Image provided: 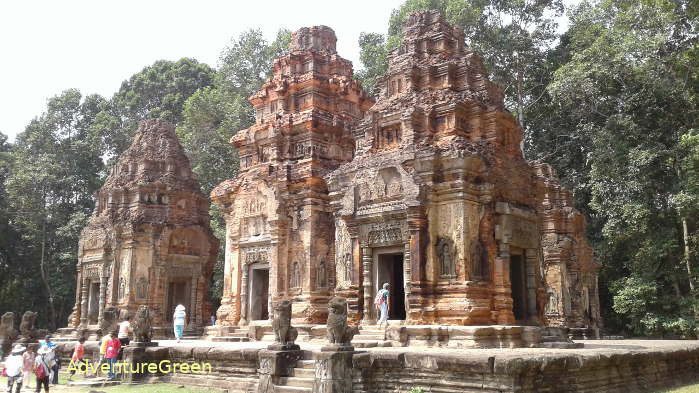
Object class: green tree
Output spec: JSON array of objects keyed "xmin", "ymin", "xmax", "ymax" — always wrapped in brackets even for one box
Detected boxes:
[
  {"xmin": 546, "ymin": 0, "xmax": 699, "ymax": 336},
  {"xmin": 101, "ymin": 58, "xmax": 215, "ymax": 157},
  {"xmin": 4, "ymin": 90, "xmax": 106, "ymax": 329}
]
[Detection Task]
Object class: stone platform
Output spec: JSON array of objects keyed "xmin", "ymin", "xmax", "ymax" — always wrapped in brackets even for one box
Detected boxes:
[
  {"xmin": 52, "ymin": 339, "xmax": 699, "ymax": 393},
  {"xmin": 206, "ymin": 323, "xmax": 573, "ymax": 349}
]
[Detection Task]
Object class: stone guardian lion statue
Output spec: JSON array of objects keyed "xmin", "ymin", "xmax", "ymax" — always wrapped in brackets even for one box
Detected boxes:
[
  {"xmin": 132, "ymin": 305, "xmax": 153, "ymax": 343},
  {"xmin": 326, "ymin": 297, "xmax": 358, "ymax": 346},
  {"xmin": 272, "ymin": 300, "xmax": 298, "ymax": 349}
]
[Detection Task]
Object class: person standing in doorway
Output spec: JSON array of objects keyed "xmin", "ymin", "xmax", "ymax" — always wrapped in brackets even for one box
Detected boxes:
[
  {"xmin": 374, "ymin": 283, "xmax": 390, "ymax": 328},
  {"xmin": 173, "ymin": 304, "xmax": 186, "ymax": 343}
]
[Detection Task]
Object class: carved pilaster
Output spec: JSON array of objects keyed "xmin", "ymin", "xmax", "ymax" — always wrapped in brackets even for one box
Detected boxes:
[
  {"xmin": 525, "ymin": 248, "xmax": 539, "ymax": 324},
  {"xmin": 360, "ymin": 247, "xmax": 374, "ymax": 325}
]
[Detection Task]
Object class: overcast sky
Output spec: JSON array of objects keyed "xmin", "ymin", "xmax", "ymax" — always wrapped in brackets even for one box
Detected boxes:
[{"xmin": 0, "ymin": 0, "xmax": 405, "ymax": 141}]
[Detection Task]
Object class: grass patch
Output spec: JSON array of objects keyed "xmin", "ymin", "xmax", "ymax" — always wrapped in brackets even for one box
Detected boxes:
[{"xmin": 659, "ymin": 384, "xmax": 699, "ymax": 393}]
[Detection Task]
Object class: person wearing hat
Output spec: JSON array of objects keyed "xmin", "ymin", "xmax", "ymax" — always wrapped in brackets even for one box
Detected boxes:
[
  {"xmin": 5, "ymin": 344, "xmax": 25, "ymax": 393},
  {"xmin": 173, "ymin": 304, "xmax": 186, "ymax": 343},
  {"xmin": 34, "ymin": 346, "xmax": 54, "ymax": 393}
]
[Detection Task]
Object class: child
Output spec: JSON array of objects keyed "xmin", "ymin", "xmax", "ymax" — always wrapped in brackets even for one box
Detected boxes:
[
  {"xmin": 22, "ymin": 345, "xmax": 36, "ymax": 389},
  {"xmin": 68, "ymin": 337, "xmax": 86, "ymax": 381}
]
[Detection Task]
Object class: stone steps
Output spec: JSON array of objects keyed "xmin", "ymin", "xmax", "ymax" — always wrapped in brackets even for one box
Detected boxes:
[
  {"xmin": 279, "ymin": 376, "xmax": 314, "ymax": 388},
  {"xmin": 211, "ymin": 336, "xmax": 250, "ymax": 342},
  {"xmin": 353, "ymin": 334, "xmax": 385, "ymax": 340},
  {"xmin": 352, "ymin": 340, "xmax": 393, "ymax": 348},
  {"xmin": 297, "ymin": 360, "xmax": 315, "ymax": 369},
  {"xmin": 291, "ymin": 367, "xmax": 315, "ymax": 378},
  {"xmin": 274, "ymin": 386, "xmax": 311, "ymax": 393}
]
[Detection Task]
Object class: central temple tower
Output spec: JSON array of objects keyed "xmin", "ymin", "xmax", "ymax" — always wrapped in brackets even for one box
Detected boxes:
[{"xmin": 212, "ymin": 26, "xmax": 373, "ymax": 326}]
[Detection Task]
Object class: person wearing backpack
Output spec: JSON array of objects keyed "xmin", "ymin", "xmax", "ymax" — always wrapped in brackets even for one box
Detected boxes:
[
  {"xmin": 34, "ymin": 346, "xmax": 53, "ymax": 393},
  {"xmin": 374, "ymin": 283, "xmax": 390, "ymax": 328}
]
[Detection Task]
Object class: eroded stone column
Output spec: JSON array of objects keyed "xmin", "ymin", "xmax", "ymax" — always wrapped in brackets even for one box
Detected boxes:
[
  {"xmin": 407, "ymin": 207, "xmax": 428, "ymax": 322},
  {"xmin": 240, "ymin": 262, "xmax": 250, "ymax": 326},
  {"xmin": 79, "ymin": 279, "xmax": 89, "ymax": 327},
  {"xmin": 525, "ymin": 249, "xmax": 539, "ymax": 324},
  {"xmin": 494, "ymin": 242, "xmax": 514, "ymax": 325},
  {"xmin": 360, "ymin": 247, "xmax": 374, "ymax": 325}
]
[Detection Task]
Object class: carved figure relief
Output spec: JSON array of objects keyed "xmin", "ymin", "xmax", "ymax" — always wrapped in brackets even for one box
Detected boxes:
[
  {"xmin": 136, "ymin": 277, "xmax": 148, "ymax": 300},
  {"xmin": 118, "ymin": 277, "xmax": 126, "ymax": 300},
  {"xmin": 546, "ymin": 288, "xmax": 559, "ymax": 315},
  {"xmin": 436, "ymin": 237, "xmax": 456, "ymax": 278},
  {"xmin": 317, "ymin": 260, "xmax": 327, "ymax": 288},
  {"xmin": 291, "ymin": 262, "xmax": 301, "ymax": 288},
  {"xmin": 366, "ymin": 224, "xmax": 402, "ymax": 247},
  {"xmin": 244, "ymin": 246, "xmax": 270, "ymax": 265},
  {"xmin": 470, "ymin": 240, "xmax": 489, "ymax": 280},
  {"xmin": 344, "ymin": 253, "xmax": 353, "ymax": 283}
]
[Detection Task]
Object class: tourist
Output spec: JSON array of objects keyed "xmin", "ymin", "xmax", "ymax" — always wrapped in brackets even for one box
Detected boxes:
[
  {"xmin": 374, "ymin": 283, "xmax": 390, "ymax": 328},
  {"xmin": 5, "ymin": 344, "xmax": 25, "ymax": 393},
  {"xmin": 39, "ymin": 335, "xmax": 56, "ymax": 351},
  {"xmin": 68, "ymin": 337, "xmax": 86, "ymax": 381},
  {"xmin": 104, "ymin": 331, "xmax": 121, "ymax": 380},
  {"xmin": 118, "ymin": 316, "xmax": 132, "ymax": 347},
  {"xmin": 22, "ymin": 345, "xmax": 36, "ymax": 389},
  {"xmin": 39, "ymin": 335, "xmax": 59, "ymax": 385},
  {"xmin": 210, "ymin": 314, "xmax": 216, "ymax": 326},
  {"xmin": 96, "ymin": 331, "xmax": 111, "ymax": 377},
  {"xmin": 34, "ymin": 346, "xmax": 54, "ymax": 393},
  {"xmin": 173, "ymin": 304, "xmax": 186, "ymax": 343}
]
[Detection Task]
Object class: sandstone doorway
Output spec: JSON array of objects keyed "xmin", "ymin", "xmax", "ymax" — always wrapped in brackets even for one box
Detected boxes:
[
  {"xmin": 88, "ymin": 282, "xmax": 100, "ymax": 325},
  {"xmin": 167, "ymin": 281, "xmax": 190, "ymax": 323},
  {"xmin": 509, "ymin": 254, "xmax": 527, "ymax": 323},
  {"xmin": 248, "ymin": 265, "xmax": 269, "ymax": 321},
  {"xmin": 377, "ymin": 252, "xmax": 406, "ymax": 320}
]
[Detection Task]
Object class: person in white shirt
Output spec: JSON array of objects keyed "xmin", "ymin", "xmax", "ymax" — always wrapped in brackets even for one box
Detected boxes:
[
  {"xmin": 118, "ymin": 316, "xmax": 132, "ymax": 346},
  {"xmin": 173, "ymin": 304, "xmax": 186, "ymax": 343},
  {"xmin": 5, "ymin": 344, "xmax": 25, "ymax": 393}
]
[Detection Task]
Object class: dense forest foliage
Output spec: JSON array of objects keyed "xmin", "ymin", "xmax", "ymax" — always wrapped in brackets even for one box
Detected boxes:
[{"xmin": 0, "ymin": 0, "xmax": 696, "ymax": 337}]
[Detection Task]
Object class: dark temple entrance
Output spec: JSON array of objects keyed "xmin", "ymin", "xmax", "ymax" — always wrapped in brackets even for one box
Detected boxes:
[
  {"xmin": 509, "ymin": 254, "xmax": 527, "ymax": 322},
  {"xmin": 167, "ymin": 281, "xmax": 190, "ymax": 323},
  {"xmin": 249, "ymin": 266, "xmax": 269, "ymax": 321},
  {"xmin": 88, "ymin": 282, "xmax": 100, "ymax": 325},
  {"xmin": 377, "ymin": 253, "xmax": 406, "ymax": 320}
]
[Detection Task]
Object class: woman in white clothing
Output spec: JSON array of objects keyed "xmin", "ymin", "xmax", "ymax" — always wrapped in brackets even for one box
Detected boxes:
[{"xmin": 173, "ymin": 304, "xmax": 186, "ymax": 343}]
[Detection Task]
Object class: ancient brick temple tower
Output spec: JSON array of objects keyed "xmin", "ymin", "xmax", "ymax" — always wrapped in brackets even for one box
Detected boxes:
[
  {"xmin": 326, "ymin": 11, "xmax": 600, "ymax": 327},
  {"xmin": 211, "ymin": 26, "xmax": 374, "ymax": 325},
  {"xmin": 67, "ymin": 119, "xmax": 218, "ymax": 335}
]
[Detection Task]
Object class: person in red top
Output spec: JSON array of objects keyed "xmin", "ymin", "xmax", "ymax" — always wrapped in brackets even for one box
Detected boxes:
[
  {"xmin": 68, "ymin": 337, "xmax": 86, "ymax": 381},
  {"xmin": 104, "ymin": 332, "xmax": 121, "ymax": 380}
]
